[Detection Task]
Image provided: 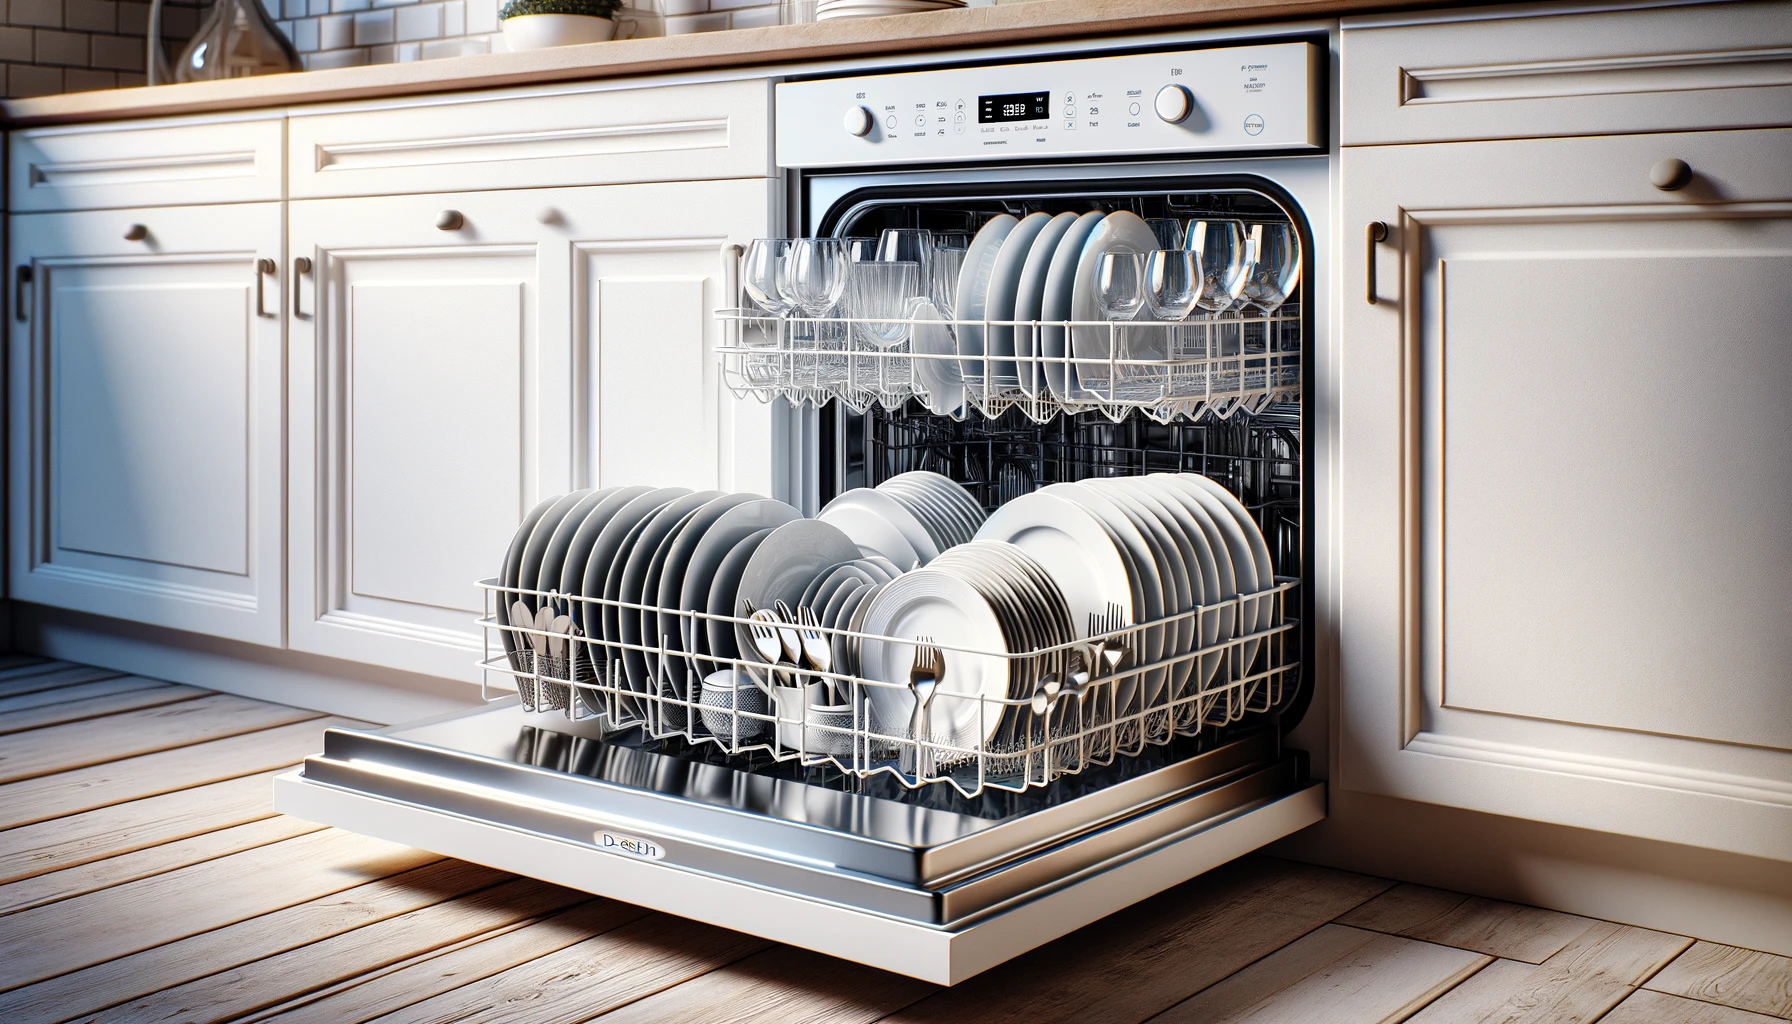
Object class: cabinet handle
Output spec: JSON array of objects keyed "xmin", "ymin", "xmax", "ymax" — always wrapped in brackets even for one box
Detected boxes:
[
  {"xmin": 292, "ymin": 256, "xmax": 313, "ymax": 320},
  {"xmin": 124, "ymin": 224, "xmax": 149, "ymax": 242},
  {"xmin": 255, "ymin": 258, "xmax": 277, "ymax": 318},
  {"xmin": 1651, "ymin": 158, "xmax": 1694, "ymax": 191},
  {"xmin": 1366, "ymin": 221, "xmax": 1389, "ymax": 305},
  {"xmin": 436, "ymin": 209, "xmax": 464, "ymax": 231},
  {"xmin": 14, "ymin": 265, "xmax": 31, "ymax": 322}
]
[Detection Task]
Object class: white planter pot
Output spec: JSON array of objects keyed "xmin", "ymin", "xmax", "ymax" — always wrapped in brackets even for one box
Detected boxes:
[{"xmin": 500, "ymin": 13, "xmax": 617, "ymax": 49}]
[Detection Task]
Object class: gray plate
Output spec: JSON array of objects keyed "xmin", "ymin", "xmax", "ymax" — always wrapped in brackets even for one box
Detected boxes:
[
  {"xmin": 734, "ymin": 520, "xmax": 863, "ymax": 672},
  {"xmin": 704, "ymin": 527, "xmax": 777, "ymax": 682},
  {"xmin": 498, "ymin": 494, "xmax": 562, "ymax": 673}
]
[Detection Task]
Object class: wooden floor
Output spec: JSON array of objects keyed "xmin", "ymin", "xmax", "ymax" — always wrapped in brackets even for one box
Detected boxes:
[{"xmin": 1, "ymin": 657, "xmax": 1788, "ymax": 1024}]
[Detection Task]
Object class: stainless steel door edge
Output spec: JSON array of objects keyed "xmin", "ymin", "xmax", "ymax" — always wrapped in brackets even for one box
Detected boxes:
[
  {"xmin": 312, "ymin": 701, "xmax": 1280, "ymax": 886},
  {"xmin": 294, "ymin": 749, "xmax": 1299, "ymax": 924}
]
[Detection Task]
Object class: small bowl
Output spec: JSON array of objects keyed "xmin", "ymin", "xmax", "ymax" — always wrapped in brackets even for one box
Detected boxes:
[
  {"xmin": 501, "ymin": 13, "xmax": 616, "ymax": 50},
  {"xmin": 699, "ymin": 670, "xmax": 768, "ymax": 745}
]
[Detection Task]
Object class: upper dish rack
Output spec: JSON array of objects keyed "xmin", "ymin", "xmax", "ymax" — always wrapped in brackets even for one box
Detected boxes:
[
  {"xmin": 477, "ymin": 577, "xmax": 1299, "ymax": 799},
  {"xmin": 716, "ymin": 307, "xmax": 1301, "ymax": 426}
]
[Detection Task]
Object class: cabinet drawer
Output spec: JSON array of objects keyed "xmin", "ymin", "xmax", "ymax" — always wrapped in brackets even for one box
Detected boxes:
[
  {"xmin": 1341, "ymin": 0, "xmax": 1792, "ymax": 146},
  {"xmin": 9, "ymin": 115, "xmax": 284, "ymax": 213},
  {"xmin": 288, "ymin": 78, "xmax": 772, "ymax": 199}
]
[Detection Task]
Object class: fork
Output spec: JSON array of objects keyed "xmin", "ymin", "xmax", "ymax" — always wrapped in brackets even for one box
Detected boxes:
[
  {"xmin": 741, "ymin": 600, "xmax": 786, "ymax": 692},
  {"xmin": 795, "ymin": 606, "xmax": 838, "ymax": 704},
  {"xmin": 904, "ymin": 637, "xmax": 943, "ymax": 776}
]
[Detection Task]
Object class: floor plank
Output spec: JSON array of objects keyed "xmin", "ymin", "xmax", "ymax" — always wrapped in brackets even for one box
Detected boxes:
[
  {"xmin": 1465, "ymin": 921, "xmax": 1692, "ymax": 1024},
  {"xmin": 1147, "ymin": 924, "xmax": 1491, "ymax": 1024},
  {"xmin": 590, "ymin": 945, "xmax": 935, "ymax": 1024},
  {"xmin": 0, "ymin": 828, "xmax": 439, "ymax": 992},
  {"xmin": 0, "ymin": 655, "xmax": 53, "ymax": 675},
  {"xmin": 0, "ymin": 682, "xmax": 208, "ymax": 736},
  {"xmin": 0, "ymin": 859, "xmax": 508, "ymax": 1024},
  {"xmin": 1645, "ymin": 941, "xmax": 1792, "ymax": 1018},
  {"xmin": 84, "ymin": 876, "xmax": 603, "ymax": 1024},
  {"xmin": 362, "ymin": 913, "xmax": 769, "ymax": 1024},
  {"xmin": 253, "ymin": 901, "xmax": 643, "ymax": 1024},
  {"xmin": 1337, "ymin": 883, "xmax": 1598, "ymax": 965},
  {"xmin": 0, "ymin": 693, "xmax": 322, "ymax": 784},
  {"xmin": 1601, "ymin": 988, "xmax": 1785, "ymax": 1024},
  {"xmin": 880, "ymin": 857, "xmax": 1394, "ymax": 1024},
  {"xmin": 0, "ymin": 664, "xmax": 126, "ymax": 699},
  {"xmin": 0, "ymin": 769, "xmax": 289, "ymax": 885},
  {"xmin": 0, "ymin": 814, "xmax": 327, "ymax": 916},
  {"xmin": 0, "ymin": 716, "xmax": 364, "ymax": 829},
  {"xmin": 1404, "ymin": 959, "xmax": 1538, "ymax": 1023},
  {"xmin": 0, "ymin": 675, "xmax": 172, "ymax": 715}
]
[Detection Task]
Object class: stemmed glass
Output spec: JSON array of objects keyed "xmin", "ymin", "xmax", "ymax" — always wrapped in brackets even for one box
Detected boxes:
[
  {"xmin": 1187, "ymin": 219, "xmax": 1253, "ymax": 365},
  {"xmin": 1239, "ymin": 222, "xmax": 1301, "ymax": 361},
  {"xmin": 876, "ymin": 229, "xmax": 934, "ymax": 285},
  {"xmin": 1144, "ymin": 250, "xmax": 1203, "ymax": 392},
  {"xmin": 777, "ymin": 238, "xmax": 849, "ymax": 383},
  {"xmin": 742, "ymin": 238, "xmax": 793, "ymax": 315},
  {"xmin": 930, "ymin": 243, "xmax": 965, "ymax": 318},
  {"xmin": 1093, "ymin": 251, "xmax": 1145, "ymax": 395}
]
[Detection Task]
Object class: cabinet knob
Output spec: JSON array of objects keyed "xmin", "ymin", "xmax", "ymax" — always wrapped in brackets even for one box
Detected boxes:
[
  {"xmin": 536, "ymin": 207, "xmax": 561, "ymax": 226},
  {"xmin": 436, "ymin": 209, "xmax": 465, "ymax": 231},
  {"xmin": 124, "ymin": 224, "xmax": 149, "ymax": 242},
  {"xmin": 1650, "ymin": 158, "xmax": 1694, "ymax": 191}
]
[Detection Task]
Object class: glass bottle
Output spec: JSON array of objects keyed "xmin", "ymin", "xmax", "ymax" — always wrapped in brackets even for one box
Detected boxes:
[{"xmin": 175, "ymin": 0, "xmax": 301, "ymax": 82}]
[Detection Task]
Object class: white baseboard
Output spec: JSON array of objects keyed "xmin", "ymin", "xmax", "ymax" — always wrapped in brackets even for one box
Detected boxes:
[
  {"xmin": 1271, "ymin": 787, "xmax": 1792, "ymax": 957},
  {"xmin": 10, "ymin": 603, "xmax": 484, "ymax": 726}
]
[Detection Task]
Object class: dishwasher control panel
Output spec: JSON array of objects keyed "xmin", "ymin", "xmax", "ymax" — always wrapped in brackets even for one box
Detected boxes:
[{"xmin": 775, "ymin": 41, "xmax": 1322, "ymax": 168}]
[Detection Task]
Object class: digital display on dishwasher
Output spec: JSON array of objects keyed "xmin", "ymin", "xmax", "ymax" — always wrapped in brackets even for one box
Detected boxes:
[{"xmin": 978, "ymin": 91, "xmax": 1049, "ymax": 123}]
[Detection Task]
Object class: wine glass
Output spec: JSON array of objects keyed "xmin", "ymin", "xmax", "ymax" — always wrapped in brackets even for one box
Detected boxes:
[
  {"xmin": 843, "ymin": 236, "xmax": 880, "ymax": 262},
  {"xmin": 1094, "ymin": 251, "xmax": 1144, "ymax": 395},
  {"xmin": 1188, "ymin": 219, "xmax": 1251, "ymax": 314},
  {"xmin": 1144, "ymin": 249, "xmax": 1202, "ymax": 320},
  {"xmin": 930, "ymin": 243, "xmax": 966, "ymax": 317},
  {"xmin": 846, "ymin": 260, "xmax": 921, "ymax": 349},
  {"xmin": 1146, "ymin": 217, "xmax": 1186, "ymax": 250},
  {"xmin": 778, "ymin": 237, "xmax": 849, "ymax": 316},
  {"xmin": 1241, "ymin": 222, "xmax": 1300, "ymax": 314},
  {"xmin": 877, "ymin": 228, "xmax": 934, "ymax": 284},
  {"xmin": 742, "ymin": 238, "xmax": 793, "ymax": 315}
]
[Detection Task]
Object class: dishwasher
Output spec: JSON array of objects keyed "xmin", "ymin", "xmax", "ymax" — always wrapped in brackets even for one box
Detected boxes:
[{"xmin": 275, "ymin": 36, "xmax": 1331, "ymax": 984}]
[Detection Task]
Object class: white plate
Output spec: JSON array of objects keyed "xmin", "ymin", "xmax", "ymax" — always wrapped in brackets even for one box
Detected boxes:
[
  {"xmin": 983, "ymin": 212, "xmax": 1052, "ymax": 389},
  {"xmin": 682, "ymin": 499, "xmax": 802, "ymax": 676},
  {"xmin": 1161, "ymin": 475, "xmax": 1261, "ymax": 668},
  {"xmin": 1070, "ymin": 211, "xmax": 1160, "ymax": 400},
  {"xmin": 652, "ymin": 492, "xmax": 762, "ymax": 702},
  {"xmin": 534, "ymin": 488, "xmax": 616, "ymax": 604},
  {"xmin": 954, "ymin": 214, "xmax": 1018, "ymax": 383},
  {"xmin": 974, "ymin": 490, "xmax": 1133, "ymax": 647},
  {"xmin": 1085, "ymin": 482, "xmax": 1187, "ymax": 711},
  {"xmin": 704, "ymin": 528, "xmax": 776, "ymax": 682},
  {"xmin": 908, "ymin": 298, "xmax": 963, "ymax": 418},
  {"xmin": 1130, "ymin": 475, "xmax": 1228, "ymax": 690},
  {"xmin": 1108, "ymin": 479, "xmax": 1208, "ymax": 700},
  {"xmin": 517, "ymin": 490, "xmax": 592, "ymax": 615},
  {"xmin": 860, "ymin": 570, "xmax": 1012, "ymax": 748},
  {"xmin": 1012, "ymin": 212, "xmax": 1080, "ymax": 397},
  {"xmin": 577, "ymin": 488, "xmax": 688, "ymax": 679},
  {"xmin": 883, "ymin": 471, "xmax": 985, "ymax": 542},
  {"xmin": 616, "ymin": 491, "xmax": 720, "ymax": 701},
  {"xmin": 1179, "ymin": 473, "xmax": 1276, "ymax": 648},
  {"xmin": 499, "ymin": 494, "xmax": 563, "ymax": 675},
  {"xmin": 735, "ymin": 519, "xmax": 863, "ymax": 666},
  {"xmin": 819, "ymin": 488, "xmax": 939, "ymax": 568},
  {"xmin": 1041, "ymin": 482, "xmax": 1159, "ymax": 713},
  {"xmin": 1040, "ymin": 211, "xmax": 1105, "ymax": 401}
]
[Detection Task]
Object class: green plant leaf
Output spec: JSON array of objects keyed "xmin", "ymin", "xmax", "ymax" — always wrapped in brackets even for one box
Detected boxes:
[{"xmin": 499, "ymin": 0, "xmax": 622, "ymax": 20}]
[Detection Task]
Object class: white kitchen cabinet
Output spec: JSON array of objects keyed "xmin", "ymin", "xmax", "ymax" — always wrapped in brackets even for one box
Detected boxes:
[
  {"xmin": 7, "ymin": 203, "xmax": 287, "ymax": 646},
  {"xmin": 287, "ymin": 177, "xmax": 774, "ymax": 681},
  {"xmin": 1338, "ymin": 126, "xmax": 1792, "ymax": 861}
]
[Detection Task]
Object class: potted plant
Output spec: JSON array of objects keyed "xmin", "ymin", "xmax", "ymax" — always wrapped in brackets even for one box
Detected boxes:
[{"xmin": 500, "ymin": 0, "xmax": 625, "ymax": 50}]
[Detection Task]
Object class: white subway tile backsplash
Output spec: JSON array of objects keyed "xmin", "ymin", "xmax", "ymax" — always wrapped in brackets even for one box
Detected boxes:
[
  {"xmin": 396, "ymin": 40, "xmax": 419, "ymax": 58},
  {"xmin": 658, "ymin": 0, "xmax": 708, "ymax": 14},
  {"xmin": 303, "ymin": 45, "xmax": 368, "ymax": 67},
  {"xmin": 318, "ymin": 11, "xmax": 353, "ymax": 47},
  {"xmin": 665, "ymin": 9, "xmax": 728, "ymax": 32},
  {"xmin": 290, "ymin": 15, "xmax": 320, "ymax": 48},
  {"xmin": 465, "ymin": 0, "xmax": 496, "ymax": 33},
  {"xmin": 441, "ymin": 0, "xmax": 464, "ymax": 36},
  {"xmin": 331, "ymin": 0, "xmax": 370, "ymax": 13},
  {"xmin": 728, "ymin": 3, "xmax": 777, "ymax": 26},
  {"xmin": 308, "ymin": 0, "xmax": 330, "ymax": 15},
  {"xmin": 353, "ymin": 6, "xmax": 393, "ymax": 42},
  {"xmin": 395, "ymin": 1, "xmax": 440, "ymax": 38}
]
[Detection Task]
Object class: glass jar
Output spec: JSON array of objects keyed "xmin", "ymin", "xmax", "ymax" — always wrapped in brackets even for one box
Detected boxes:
[{"xmin": 174, "ymin": 0, "xmax": 301, "ymax": 82}]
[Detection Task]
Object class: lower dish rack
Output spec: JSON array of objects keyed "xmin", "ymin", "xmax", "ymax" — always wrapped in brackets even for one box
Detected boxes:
[{"xmin": 477, "ymin": 575, "xmax": 1300, "ymax": 800}]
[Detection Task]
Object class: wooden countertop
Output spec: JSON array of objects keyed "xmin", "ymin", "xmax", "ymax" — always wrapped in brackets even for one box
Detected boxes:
[{"xmin": 1, "ymin": 0, "xmax": 1431, "ymax": 127}]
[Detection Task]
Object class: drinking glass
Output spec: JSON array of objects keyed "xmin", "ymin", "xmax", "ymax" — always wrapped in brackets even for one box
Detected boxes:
[
  {"xmin": 930, "ymin": 244, "xmax": 966, "ymax": 317},
  {"xmin": 1188, "ymin": 219, "xmax": 1251, "ymax": 314},
  {"xmin": 877, "ymin": 228, "xmax": 934, "ymax": 285},
  {"xmin": 934, "ymin": 231, "xmax": 973, "ymax": 250},
  {"xmin": 1144, "ymin": 249, "xmax": 1202, "ymax": 320},
  {"xmin": 846, "ymin": 260, "xmax": 921, "ymax": 349},
  {"xmin": 1240, "ymin": 222, "xmax": 1301, "ymax": 314},
  {"xmin": 1095, "ymin": 251, "xmax": 1145, "ymax": 321},
  {"xmin": 778, "ymin": 237, "xmax": 849, "ymax": 316},
  {"xmin": 742, "ymin": 238, "xmax": 793, "ymax": 314},
  {"xmin": 1146, "ymin": 218, "xmax": 1186, "ymax": 250},
  {"xmin": 843, "ymin": 236, "xmax": 880, "ymax": 262}
]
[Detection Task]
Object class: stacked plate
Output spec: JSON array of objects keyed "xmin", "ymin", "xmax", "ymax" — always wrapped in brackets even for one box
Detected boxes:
[
  {"xmin": 818, "ymin": 471, "xmax": 985, "ymax": 568},
  {"xmin": 953, "ymin": 209, "xmax": 1163, "ymax": 402},
  {"xmin": 974, "ymin": 472, "xmax": 1275, "ymax": 719},
  {"xmin": 495, "ymin": 487, "xmax": 803, "ymax": 721},
  {"xmin": 816, "ymin": 0, "xmax": 963, "ymax": 20},
  {"xmin": 858, "ymin": 540, "xmax": 1073, "ymax": 757}
]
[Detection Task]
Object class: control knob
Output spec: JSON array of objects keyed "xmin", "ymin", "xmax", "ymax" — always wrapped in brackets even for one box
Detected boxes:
[
  {"xmin": 843, "ymin": 106, "xmax": 875, "ymax": 138},
  {"xmin": 1153, "ymin": 84, "xmax": 1194, "ymax": 124}
]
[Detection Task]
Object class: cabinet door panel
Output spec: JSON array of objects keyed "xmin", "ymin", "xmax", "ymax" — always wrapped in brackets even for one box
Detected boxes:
[
  {"xmin": 1340, "ymin": 127, "xmax": 1792, "ymax": 861},
  {"xmin": 290, "ymin": 179, "xmax": 773, "ymax": 683},
  {"xmin": 8, "ymin": 204, "xmax": 285, "ymax": 646}
]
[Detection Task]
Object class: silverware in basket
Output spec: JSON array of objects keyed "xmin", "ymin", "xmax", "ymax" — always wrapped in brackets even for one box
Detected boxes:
[{"xmin": 903, "ymin": 637, "xmax": 942, "ymax": 776}]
